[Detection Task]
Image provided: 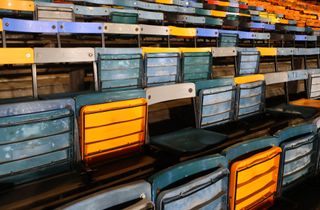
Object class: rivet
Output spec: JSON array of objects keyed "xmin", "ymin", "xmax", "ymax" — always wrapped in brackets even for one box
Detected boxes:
[
  {"xmin": 148, "ymin": 95, "xmax": 151, "ymax": 99},
  {"xmin": 188, "ymin": 88, "xmax": 193, "ymax": 93}
]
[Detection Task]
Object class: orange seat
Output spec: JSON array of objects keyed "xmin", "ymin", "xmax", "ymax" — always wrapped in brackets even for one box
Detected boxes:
[
  {"xmin": 229, "ymin": 146, "xmax": 282, "ymax": 210},
  {"xmin": 79, "ymin": 98, "xmax": 147, "ymax": 163},
  {"xmin": 289, "ymin": 98, "xmax": 320, "ymax": 109}
]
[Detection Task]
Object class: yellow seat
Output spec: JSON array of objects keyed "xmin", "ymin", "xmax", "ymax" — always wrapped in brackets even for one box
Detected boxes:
[
  {"xmin": 179, "ymin": 47, "xmax": 212, "ymax": 53},
  {"xmin": 0, "ymin": 19, "xmax": 2, "ymax": 32},
  {"xmin": 211, "ymin": 10, "xmax": 227, "ymax": 18},
  {"xmin": 0, "ymin": 48, "xmax": 34, "ymax": 64},
  {"xmin": 155, "ymin": 0, "xmax": 173, "ymax": 4},
  {"xmin": 234, "ymin": 74, "xmax": 265, "ymax": 85},
  {"xmin": 256, "ymin": 47, "xmax": 277, "ymax": 56},
  {"xmin": 229, "ymin": 146, "xmax": 282, "ymax": 210},
  {"xmin": 169, "ymin": 26, "xmax": 196, "ymax": 37},
  {"xmin": 80, "ymin": 98, "xmax": 147, "ymax": 163},
  {"xmin": 289, "ymin": 98, "xmax": 320, "ymax": 109},
  {"xmin": 0, "ymin": 0, "xmax": 35, "ymax": 12},
  {"xmin": 141, "ymin": 47, "xmax": 180, "ymax": 54}
]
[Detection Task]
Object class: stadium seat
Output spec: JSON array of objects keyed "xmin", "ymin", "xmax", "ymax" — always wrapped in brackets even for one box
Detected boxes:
[
  {"xmin": 222, "ymin": 136, "xmax": 281, "ymax": 210},
  {"xmin": 0, "ymin": 48, "xmax": 35, "ymax": 99},
  {"xmin": 180, "ymin": 47, "xmax": 212, "ymax": 82},
  {"xmin": 2, "ymin": 18, "xmax": 58, "ymax": 47},
  {"xmin": 58, "ymin": 21, "xmax": 104, "ymax": 47},
  {"xmin": 96, "ymin": 48, "xmax": 143, "ymax": 91},
  {"xmin": 234, "ymin": 74, "xmax": 265, "ymax": 119},
  {"xmin": 57, "ymin": 181, "xmax": 153, "ymax": 210},
  {"xmin": 236, "ymin": 48, "xmax": 260, "ymax": 76},
  {"xmin": 275, "ymin": 123, "xmax": 318, "ymax": 195},
  {"xmin": 142, "ymin": 48, "xmax": 180, "ymax": 87},
  {"xmin": 147, "ymin": 83, "xmax": 228, "ymax": 155},
  {"xmin": 195, "ymin": 78, "xmax": 236, "ymax": 128},
  {"xmin": 75, "ymin": 89, "xmax": 147, "ymax": 165},
  {"xmin": 0, "ymin": 0, "xmax": 34, "ymax": 13},
  {"xmin": 149, "ymin": 154, "xmax": 229, "ymax": 210},
  {"xmin": 34, "ymin": 2, "xmax": 74, "ymax": 22},
  {"xmin": 0, "ymin": 98, "xmax": 76, "ymax": 186},
  {"xmin": 33, "ymin": 47, "xmax": 97, "ymax": 97},
  {"xmin": 218, "ymin": 33, "xmax": 238, "ymax": 47}
]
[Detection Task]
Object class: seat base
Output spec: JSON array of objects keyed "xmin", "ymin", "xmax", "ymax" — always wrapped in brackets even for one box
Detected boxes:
[
  {"xmin": 289, "ymin": 98, "xmax": 320, "ymax": 109},
  {"xmin": 150, "ymin": 127, "xmax": 228, "ymax": 156},
  {"xmin": 267, "ymin": 103, "xmax": 319, "ymax": 119}
]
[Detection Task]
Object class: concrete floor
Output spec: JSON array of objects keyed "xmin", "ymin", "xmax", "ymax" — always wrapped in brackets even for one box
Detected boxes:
[{"xmin": 271, "ymin": 176, "xmax": 320, "ymax": 210}]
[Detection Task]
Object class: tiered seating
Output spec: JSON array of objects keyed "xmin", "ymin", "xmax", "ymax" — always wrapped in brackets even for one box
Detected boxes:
[{"xmin": 2, "ymin": 0, "xmax": 320, "ymax": 209}]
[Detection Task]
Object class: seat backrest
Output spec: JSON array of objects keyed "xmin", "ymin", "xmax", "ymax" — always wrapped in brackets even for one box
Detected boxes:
[
  {"xmin": 96, "ymin": 48, "xmax": 143, "ymax": 91},
  {"xmin": 104, "ymin": 23, "xmax": 140, "ymax": 35},
  {"xmin": 275, "ymin": 123, "xmax": 318, "ymax": 194},
  {"xmin": 0, "ymin": 99, "xmax": 76, "ymax": 186},
  {"xmin": 58, "ymin": 21, "xmax": 104, "ymax": 34},
  {"xmin": 3, "ymin": 18, "xmax": 58, "ymax": 34},
  {"xmin": 307, "ymin": 69, "xmax": 320, "ymax": 99},
  {"xmin": 0, "ymin": 0, "xmax": 34, "ymax": 12},
  {"xmin": 218, "ymin": 33, "xmax": 239, "ymax": 47},
  {"xmin": 196, "ymin": 28, "xmax": 219, "ymax": 38},
  {"xmin": 168, "ymin": 26, "xmax": 197, "ymax": 37},
  {"xmin": 234, "ymin": 74, "xmax": 265, "ymax": 119},
  {"xmin": 146, "ymin": 83, "xmax": 195, "ymax": 106},
  {"xmin": 75, "ymin": 89, "xmax": 147, "ymax": 164},
  {"xmin": 0, "ymin": 48, "xmax": 34, "ymax": 65},
  {"xmin": 264, "ymin": 72, "xmax": 288, "ymax": 85},
  {"xmin": 195, "ymin": 78, "xmax": 236, "ymax": 128},
  {"xmin": 222, "ymin": 136, "xmax": 281, "ymax": 210},
  {"xmin": 236, "ymin": 49, "xmax": 260, "ymax": 76},
  {"xmin": 180, "ymin": 48, "xmax": 212, "ymax": 82},
  {"xmin": 35, "ymin": 2, "xmax": 74, "ymax": 22},
  {"xmin": 149, "ymin": 154, "xmax": 229, "ymax": 210},
  {"xmin": 57, "ymin": 180, "xmax": 153, "ymax": 210},
  {"xmin": 142, "ymin": 48, "xmax": 180, "ymax": 87}
]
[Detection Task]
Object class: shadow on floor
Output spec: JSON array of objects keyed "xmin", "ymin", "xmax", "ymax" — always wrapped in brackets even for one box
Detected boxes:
[{"xmin": 271, "ymin": 176, "xmax": 320, "ymax": 210}]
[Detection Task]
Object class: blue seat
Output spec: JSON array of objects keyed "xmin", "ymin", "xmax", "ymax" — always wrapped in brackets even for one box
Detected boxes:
[
  {"xmin": 142, "ymin": 48, "xmax": 180, "ymax": 87},
  {"xmin": 147, "ymin": 83, "xmax": 228, "ymax": 155},
  {"xmin": 57, "ymin": 181, "xmax": 153, "ymax": 210},
  {"xmin": 58, "ymin": 21, "xmax": 104, "ymax": 47},
  {"xmin": 236, "ymin": 49, "xmax": 260, "ymax": 76},
  {"xmin": 149, "ymin": 154, "xmax": 229, "ymax": 210},
  {"xmin": 234, "ymin": 75, "xmax": 265, "ymax": 119},
  {"xmin": 0, "ymin": 99, "xmax": 76, "ymax": 186},
  {"xmin": 96, "ymin": 48, "xmax": 143, "ymax": 91},
  {"xmin": 275, "ymin": 123, "xmax": 318, "ymax": 195},
  {"xmin": 195, "ymin": 78, "xmax": 236, "ymax": 128},
  {"xmin": 2, "ymin": 18, "xmax": 58, "ymax": 47}
]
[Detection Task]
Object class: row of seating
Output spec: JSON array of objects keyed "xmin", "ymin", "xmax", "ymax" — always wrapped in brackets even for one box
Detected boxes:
[
  {"xmin": 57, "ymin": 120, "xmax": 320, "ymax": 210},
  {"xmin": 2, "ymin": 46, "xmax": 319, "ymax": 99},
  {"xmin": 2, "ymin": 69, "xmax": 320, "ymax": 185}
]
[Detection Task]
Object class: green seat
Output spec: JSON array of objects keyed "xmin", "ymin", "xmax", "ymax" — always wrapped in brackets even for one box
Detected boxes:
[
  {"xmin": 110, "ymin": 12, "xmax": 138, "ymax": 24},
  {"xmin": 151, "ymin": 128, "xmax": 227, "ymax": 155}
]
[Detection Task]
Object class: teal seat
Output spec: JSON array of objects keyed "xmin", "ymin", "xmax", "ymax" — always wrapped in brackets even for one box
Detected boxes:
[
  {"xmin": 149, "ymin": 154, "xmax": 229, "ymax": 210},
  {"xmin": 181, "ymin": 52, "xmax": 212, "ymax": 82},
  {"xmin": 275, "ymin": 123, "xmax": 318, "ymax": 195},
  {"xmin": 96, "ymin": 48, "xmax": 143, "ymax": 91},
  {"xmin": 0, "ymin": 99, "xmax": 76, "ymax": 186},
  {"xmin": 144, "ymin": 53, "xmax": 180, "ymax": 87},
  {"xmin": 147, "ymin": 83, "xmax": 228, "ymax": 155},
  {"xmin": 195, "ymin": 78, "xmax": 236, "ymax": 128},
  {"xmin": 218, "ymin": 33, "xmax": 238, "ymax": 47},
  {"xmin": 236, "ymin": 50, "xmax": 260, "ymax": 76},
  {"xmin": 57, "ymin": 181, "xmax": 154, "ymax": 210}
]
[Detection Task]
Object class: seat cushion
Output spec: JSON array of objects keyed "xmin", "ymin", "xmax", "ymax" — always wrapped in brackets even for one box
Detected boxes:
[
  {"xmin": 290, "ymin": 98, "xmax": 320, "ymax": 109},
  {"xmin": 267, "ymin": 103, "xmax": 319, "ymax": 119},
  {"xmin": 150, "ymin": 128, "xmax": 228, "ymax": 155}
]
